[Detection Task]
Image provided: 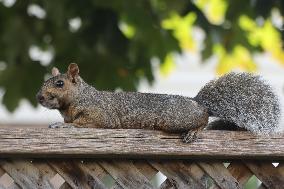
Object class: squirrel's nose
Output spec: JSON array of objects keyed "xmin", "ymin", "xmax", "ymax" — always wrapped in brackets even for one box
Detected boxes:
[{"xmin": 36, "ymin": 93, "xmax": 45, "ymax": 103}]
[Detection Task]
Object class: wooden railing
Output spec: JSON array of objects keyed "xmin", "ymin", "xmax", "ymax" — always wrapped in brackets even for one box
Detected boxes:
[{"xmin": 0, "ymin": 128, "xmax": 283, "ymax": 189}]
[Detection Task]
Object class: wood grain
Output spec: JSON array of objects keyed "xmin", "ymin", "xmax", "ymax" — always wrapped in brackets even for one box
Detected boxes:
[
  {"xmin": 99, "ymin": 161, "xmax": 154, "ymax": 189},
  {"xmin": 82, "ymin": 161, "xmax": 123, "ymax": 189},
  {"xmin": 159, "ymin": 179, "xmax": 176, "ymax": 189},
  {"xmin": 48, "ymin": 160, "xmax": 107, "ymax": 189},
  {"xmin": 0, "ymin": 159, "xmax": 54, "ymax": 189},
  {"xmin": 227, "ymin": 161, "xmax": 253, "ymax": 186},
  {"xmin": 0, "ymin": 167, "xmax": 5, "ymax": 177},
  {"xmin": 182, "ymin": 161, "xmax": 212, "ymax": 188},
  {"xmin": 151, "ymin": 161, "xmax": 205, "ymax": 189},
  {"xmin": 0, "ymin": 166, "xmax": 21, "ymax": 189},
  {"xmin": 133, "ymin": 161, "xmax": 158, "ymax": 181},
  {"xmin": 0, "ymin": 128, "xmax": 283, "ymax": 159},
  {"xmin": 245, "ymin": 161, "xmax": 284, "ymax": 189},
  {"xmin": 198, "ymin": 162, "xmax": 242, "ymax": 189}
]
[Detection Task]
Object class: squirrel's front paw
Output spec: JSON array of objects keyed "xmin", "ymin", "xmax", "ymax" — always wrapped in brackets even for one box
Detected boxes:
[
  {"xmin": 48, "ymin": 122, "xmax": 75, "ymax": 128},
  {"xmin": 182, "ymin": 130, "xmax": 198, "ymax": 143}
]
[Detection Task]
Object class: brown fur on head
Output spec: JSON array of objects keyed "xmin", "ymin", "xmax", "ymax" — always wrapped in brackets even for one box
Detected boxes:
[{"xmin": 36, "ymin": 63, "xmax": 80, "ymax": 110}]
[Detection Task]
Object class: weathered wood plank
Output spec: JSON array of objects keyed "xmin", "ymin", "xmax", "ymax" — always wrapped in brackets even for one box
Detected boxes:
[
  {"xmin": 0, "ymin": 170, "xmax": 21, "ymax": 189},
  {"xmin": 48, "ymin": 160, "xmax": 107, "ymax": 189},
  {"xmin": 0, "ymin": 159, "xmax": 55, "ymax": 189},
  {"xmin": 198, "ymin": 162, "xmax": 242, "ymax": 189},
  {"xmin": 257, "ymin": 184, "xmax": 268, "ymax": 189},
  {"xmin": 0, "ymin": 167, "xmax": 5, "ymax": 177},
  {"xmin": 99, "ymin": 160, "xmax": 154, "ymax": 189},
  {"xmin": 182, "ymin": 161, "xmax": 213, "ymax": 188},
  {"xmin": 0, "ymin": 128, "xmax": 283, "ymax": 159},
  {"xmin": 277, "ymin": 162, "xmax": 284, "ymax": 174},
  {"xmin": 133, "ymin": 161, "xmax": 158, "ymax": 180},
  {"xmin": 0, "ymin": 184, "xmax": 4, "ymax": 189},
  {"xmin": 245, "ymin": 161, "xmax": 284, "ymax": 189},
  {"xmin": 159, "ymin": 179, "xmax": 176, "ymax": 189},
  {"xmin": 0, "ymin": 174, "xmax": 21, "ymax": 189},
  {"xmin": 84, "ymin": 161, "xmax": 123, "ymax": 189},
  {"xmin": 227, "ymin": 161, "xmax": 253, "ymax": 186},
  {"xmin": 32, "ymin": 160, "xmax": 68, "ymax": 189},
  {"xmin": 77, "ymin": 162, "xmax": 109, "ymax": 189},
  {"xmin": 151, "ymin": 161, "xmax": 205, "ymax": 189},
  {"xmin": 59, "ymin": 183, "xmax": 72, "ymax": 189},
  {"xmin": 82, "ymin": 161, "xmax": 123, "ymax": 189}
]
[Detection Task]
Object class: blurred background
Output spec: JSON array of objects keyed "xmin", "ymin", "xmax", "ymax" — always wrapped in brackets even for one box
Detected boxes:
[
  {"xmin": 0, "ymin": 0, "xmax": 283, "ymax": 127},
  {"xmin": 0, "ymin": 0, "xmax": 283, "ymax": 187}
]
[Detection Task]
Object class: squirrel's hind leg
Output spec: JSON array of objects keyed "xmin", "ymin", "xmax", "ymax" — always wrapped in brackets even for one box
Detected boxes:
[
  {"xmin": 182, "ymin": 126, "xmax": 206, "ymax": 143},
  {"xmin": 182, "ymin": 131, "xmax": 198, "ymax": 143}
]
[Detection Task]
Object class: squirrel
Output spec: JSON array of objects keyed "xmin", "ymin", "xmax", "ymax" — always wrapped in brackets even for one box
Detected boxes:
[{"xmin": 36, "ymin": 63, "xmax": 281, "ymax": 143}]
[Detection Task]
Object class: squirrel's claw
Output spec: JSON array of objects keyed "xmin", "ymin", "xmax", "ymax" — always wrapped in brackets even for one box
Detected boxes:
[
  {"xmin": 48, "ymin": 122, "xmax": 75, "ymax": 128},
  {"xmin": 182, "ymin": 130, "xmax": 198, "ymax": 143}
]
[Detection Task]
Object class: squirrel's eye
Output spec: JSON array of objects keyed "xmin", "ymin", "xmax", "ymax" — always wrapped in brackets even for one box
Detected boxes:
[{"xmin": 55, "ymin": 80, "xmax": 64, "ymax": 88}]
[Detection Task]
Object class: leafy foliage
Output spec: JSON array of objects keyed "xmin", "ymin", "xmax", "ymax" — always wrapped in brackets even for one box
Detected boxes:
[{"xmin": 0, "ymin": 0, "xmax": 283, "ymax": 111}]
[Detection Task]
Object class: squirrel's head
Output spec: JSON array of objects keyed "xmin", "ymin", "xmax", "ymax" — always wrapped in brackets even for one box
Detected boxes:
[{"xmin": 36, "ymin": 63, "xmax": 81, "ymax": 110}]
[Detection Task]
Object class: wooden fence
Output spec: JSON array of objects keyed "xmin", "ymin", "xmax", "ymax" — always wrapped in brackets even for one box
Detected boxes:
[{"xmin": 0, "ymin": 128, "xmax": 283, "ymax": 189}]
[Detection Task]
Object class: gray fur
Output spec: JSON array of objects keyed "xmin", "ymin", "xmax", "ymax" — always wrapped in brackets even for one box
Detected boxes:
[
  {"xmin": 38, "ymin": 66, "xmax": 281, "ymax": 135},
  {"xmin": 195, "ymin": 72, "xmax": 281, "ymax": 134},
  {"xmin": 67, "ymin": 79, "xmax": 208, "ymax": 132}
]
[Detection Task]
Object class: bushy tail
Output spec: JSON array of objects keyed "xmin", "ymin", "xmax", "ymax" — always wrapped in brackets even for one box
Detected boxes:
[{"xmin": 194, "ymin": 72, "xmax": 281, "ymax": 134}]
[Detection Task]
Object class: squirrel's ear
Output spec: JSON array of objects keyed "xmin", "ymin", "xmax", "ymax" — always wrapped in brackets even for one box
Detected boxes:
[
  {"xmin": 52, "ymin": 67, "xmax": 60, "ymax": 76},
  {"xmin": 67, "ymin": 63, "xmax": 79, "ymax": 83}
]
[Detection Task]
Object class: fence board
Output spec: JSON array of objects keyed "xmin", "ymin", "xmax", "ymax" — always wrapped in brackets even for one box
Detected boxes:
[
  {"xmin": 245, "ymin": 161, "xmax": 284, "ymax": 189},
  {"xmin": 257, "ymin": 184, "xmax": 268, "ymax": 189},
  {"xmin": 151, "ymin": 161, "xmax": 205, "ymax": 189},
  {"xmin": 48, "ymin": 160, "xmax": 107, "ymax": 189},
  {"xmin": 99, "ymin": 161, "xmax": 154, "ymax": 189},
  {"xmin": 182, "ymin": 162, "xmax": 212, "ymax": 188},
  {"xmin": 133, "ymin": 161, "xmax": 158, "ymax": 180},
  {"xmin": 0, "ymin": 128, "xmax": 283, "ymax": 188},
  {"xmin": 277, "ymin": 162, "xmax": 284, "ymax": 174},
  {"xmin": 227, "ymin": 161, "xmax": 253, "ymax": 186},
  {"xmin": 2, "ymin": 183, "xmax": 21, "ymax": 189},
  {"xmin": 0, "ymin": 128, "xmax": 283, "ymax": 159},
  {"xmin": 83, "ymin": 161, "xmax": 123, "ymax": 189},
  {"xmin": 159, "ymin": 179, "xmax": 175, "ymax": 189},
  {"xmin": 0, "ymin": 167, "xmax": 5, "ymax": 177},
  {"xmin": 198, "ymin": 162, "xmax": 241, "ymax": 189},
  {"xmin": 0, "ymin": 170, "xmax": 21, "ymax": 189},
  {"xmin": 4, "ymin": 159, "xmax": 284, "ymax": 189},
  {"xmin": 59, "ymin": 183, "xmax": 72, "ymax": 189},
  {"xmin": 0, "ymin": 159, "xmax": 54, "ymax": 189}
]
